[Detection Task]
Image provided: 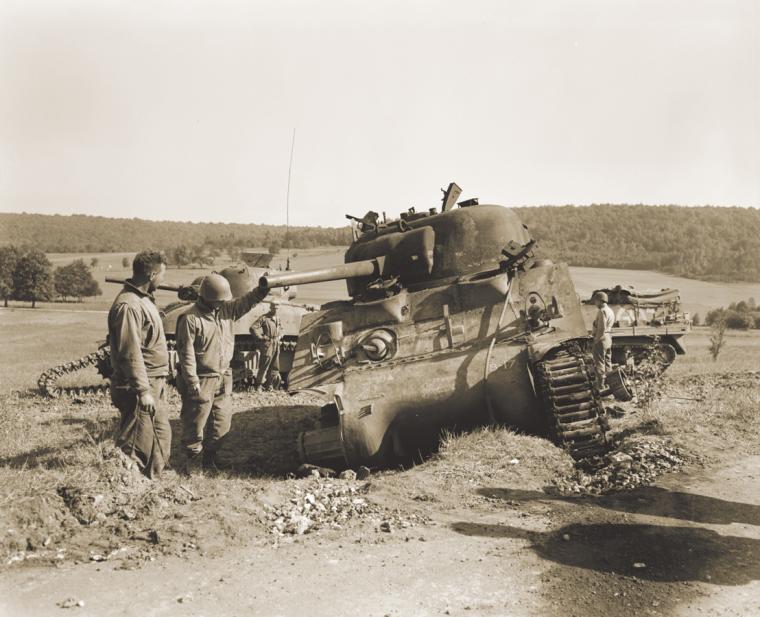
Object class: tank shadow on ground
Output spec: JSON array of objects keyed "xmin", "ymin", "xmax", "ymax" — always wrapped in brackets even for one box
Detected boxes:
[
  {"xmin": 451, "ymin": 521, "xmax": 760, "ymax": 585},
  {"xmin": 477, "ymin": 486, "xmax": 760, "ymax": 527},
  {"xmin": 167, "ymin": 404, "xmax": 322, "ymax": 477}
]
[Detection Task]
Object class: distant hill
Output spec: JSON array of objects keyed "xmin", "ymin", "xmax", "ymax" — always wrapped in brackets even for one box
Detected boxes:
[
  {"xmin": 1, "ymin": 204, "xmax": 759, "ymax": 282},
  {"xmin": 0, "ymin": 212, "xmax": 351, "ymax": 253},
  {"xmin": 515, "ymin": 205, "xmax": 760, "ymax": 283}
]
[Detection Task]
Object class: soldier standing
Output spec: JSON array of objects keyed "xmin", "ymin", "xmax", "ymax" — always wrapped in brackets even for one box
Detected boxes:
[
  {"xmin": 251, "ymin": 304, "xmax": 282, "ymax": 390},
  {"xmin": 108, "ymin": 250, "xmax": 171, "ymax": 478},
  {"xmin": 592, "ymin": 290, "xmax": 615, "ymax": 390},
  {"xmin": 175, "ymin": 273, "xmax": 268, "ymax": 471}
]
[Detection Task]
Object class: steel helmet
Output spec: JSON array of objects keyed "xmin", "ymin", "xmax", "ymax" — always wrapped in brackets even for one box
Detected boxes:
[
  {"xmin": 200, "ymin": 273, "xmax": 233, "ymax": 302},
  {"xmin": 592, "ymin": 291, "xmax": 609, "ymax": 303}
]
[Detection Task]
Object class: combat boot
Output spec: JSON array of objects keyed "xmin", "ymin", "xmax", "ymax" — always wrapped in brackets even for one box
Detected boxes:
[
  {"xmin": 202, "ymin": 449, "xmax": 220, "ymax": 471},
  {"xmin": 182, "ymin": 452, "xmax": 203, "ymax": 476}
]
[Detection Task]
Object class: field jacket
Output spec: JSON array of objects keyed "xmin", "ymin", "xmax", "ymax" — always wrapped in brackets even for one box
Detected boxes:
[
  {"xmin": 176, "ymin": 287, "xmax": 267, "ymax": 388},
  {"xmin": 250, "ymin": 314, "xmax": 281, "ymax": 343},
  {"xmin": 108, "ymin": 281, "xmax": 169, "ymax": 393},
  {"xmin": 592, "ymin": 303, "xmax": 616, "ymax": 345}
]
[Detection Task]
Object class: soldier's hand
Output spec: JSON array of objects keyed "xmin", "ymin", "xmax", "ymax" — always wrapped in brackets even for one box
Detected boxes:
[
  {"xmin": 190, "ymin": 383, "xmax": 202, "ymax": 398},
  {"xmin": 178, "ymin": 285, "xmax": 198, "ymax": 302},
  {"xmin": 138, "ymin": 391, "xmax": 156, "ymax": 414}
]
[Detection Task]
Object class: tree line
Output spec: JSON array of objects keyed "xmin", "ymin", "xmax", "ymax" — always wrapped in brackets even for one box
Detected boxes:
[
  {"xmin": 0, "ymin": 246, "xmax": 102, "ymax": 307},
  {"xmin": 516, "ymin": 204, "xmax": 760, "ymax": 283},
  {"xmin": 704, "ymin": 298, "xmax": 760, "ymax": 330},
  {"xmin": 0, "ymin": 213, "xmax": 351, "ymax": 254},
  {"xmin": 2, "ymin": 204, "xmax": 760, "ymax": 282}
]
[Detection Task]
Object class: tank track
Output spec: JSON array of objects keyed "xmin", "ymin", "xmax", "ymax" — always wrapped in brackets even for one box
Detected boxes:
[
  {"xmin": 38, "ymin": 338, "xmax": 296, "ymax": 398},
  {"xmin": 536, "ymin": 348, "xmax": 610, "ymax": 460},
  {"xmin": 37, "ymin": 348, "xmax": 112, "ymax": 398}
]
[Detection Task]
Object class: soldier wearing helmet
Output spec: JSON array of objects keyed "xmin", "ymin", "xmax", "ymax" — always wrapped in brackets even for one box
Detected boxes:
[
  {"xmin": 175, "ymin": 272, "xmax": 269, "ymax": 472},
  {"xmin": 591, "ymin": 290, "xmax": 615, "ymax": 391}
]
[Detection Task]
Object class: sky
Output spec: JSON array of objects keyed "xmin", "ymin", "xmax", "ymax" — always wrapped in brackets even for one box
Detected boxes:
[{"xmin": 0, "ymin": 0, "xmax": 758, "ymax": 227}]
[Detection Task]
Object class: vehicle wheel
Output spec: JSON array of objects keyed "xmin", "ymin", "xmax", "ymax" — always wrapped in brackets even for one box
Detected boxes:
[{"xmin": 656, "ymin": 343, "xmax": 677, "ymax": 367}]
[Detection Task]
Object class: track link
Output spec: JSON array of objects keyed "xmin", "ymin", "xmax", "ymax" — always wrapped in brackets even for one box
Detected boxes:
[
  {"xmin": 37, "ymin": 347, "xmax": 112, "ymax": 398},
  {"xmin": 536, "ymin": 349, "xmax": 610, "ymax": 460}
]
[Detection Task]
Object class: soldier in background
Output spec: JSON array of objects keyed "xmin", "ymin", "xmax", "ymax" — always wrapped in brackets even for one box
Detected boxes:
[
  {"xmin": 175, "ymin": 273, "xmax": 268, "ymax": 472},
  {"xmin": 108, "ymin": 249, "xmax": 170, "ymax": 478},
  {"xmin": 251, "ymin": 304, "xmax": 282, "ymax": 390},
  {"xmin": 592, "ymin": 290, "xmax": 615, "ymax": 391}
]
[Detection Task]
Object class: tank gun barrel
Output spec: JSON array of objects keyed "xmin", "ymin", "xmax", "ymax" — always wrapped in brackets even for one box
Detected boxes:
[
  {"xmin": 260, "ymin": 258, "xmax": 382, "ymax": 289},
  {"xmin": 105, "ymin": 277, "xmax": 183, "ymax": 293}
]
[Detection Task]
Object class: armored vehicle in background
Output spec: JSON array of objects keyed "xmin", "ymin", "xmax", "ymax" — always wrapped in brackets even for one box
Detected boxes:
[
  {"xmin": 161, "ymin": 259, "xmax": 309, "ymax": 387},
  {"xmin": 38, "ymin": 258, "xmax": 311, "ymax": 397},
  {"xmin": 261, "ymin": 183, "xmax": 617, "ymax": 469},
  {"xmin": 581, "ymin": 285, "xmax": 690, "ymax": 371}
]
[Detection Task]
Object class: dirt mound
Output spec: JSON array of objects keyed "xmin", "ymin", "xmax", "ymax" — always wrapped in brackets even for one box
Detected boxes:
[{"xmin": 3, "ymin": 444, "xmax": 204, "ymax": 568}]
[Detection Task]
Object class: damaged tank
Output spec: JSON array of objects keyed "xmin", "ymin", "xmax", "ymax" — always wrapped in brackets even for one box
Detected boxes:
[
  {"xmin": 261, "ymin": 183, "xmax": 621, "ymax": 470},
  {"xmin": 580, "ymin": 285, "xmax": 690, "ymax": 372},
  {"xmin": 38, "ymin": 257, "xmax": 312, "ymax": 397}
]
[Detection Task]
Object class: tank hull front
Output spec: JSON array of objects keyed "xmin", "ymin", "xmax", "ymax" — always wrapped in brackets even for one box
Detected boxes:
[
  {"xmin": 294, "ymin": 259, "xmax": 589, "ymax": 468},
  {"xmin": 315, "ymin": 339, "xmax": 544, "ymax": 467}
]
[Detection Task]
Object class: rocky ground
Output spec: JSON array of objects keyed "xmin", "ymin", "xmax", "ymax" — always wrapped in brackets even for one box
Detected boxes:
[{"xmin": 1, "ymin": 368, "xmax": 759, "ymax": 615}]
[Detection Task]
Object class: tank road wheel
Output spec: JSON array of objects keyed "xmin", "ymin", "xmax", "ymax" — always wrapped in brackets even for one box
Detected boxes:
[
  {"xmin": 625, "ymin": 341, "xmax": 677, "ymax": 375},
  {"xmin": 536, "ymin": 350, "xmax": 610, "ymax": 460}
]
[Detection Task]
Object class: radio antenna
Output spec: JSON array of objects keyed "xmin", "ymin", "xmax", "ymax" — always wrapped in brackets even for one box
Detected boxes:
[{"xmin": 285, "ymin": 128, "xmax": 296, "ymax": 270}]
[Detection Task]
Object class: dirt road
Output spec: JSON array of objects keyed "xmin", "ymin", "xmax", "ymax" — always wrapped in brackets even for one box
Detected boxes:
[{"xmin": 3, "ymin": 456, "xmax": 759, "ymax": 617}]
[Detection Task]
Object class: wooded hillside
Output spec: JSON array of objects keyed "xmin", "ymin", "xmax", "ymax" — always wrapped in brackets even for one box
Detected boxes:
[
  {"xmin": 1, "ymin": 204, "xmax": 759, "ymax": 282},
  {"xmin": 517, "ymin": 205, "xmax": 760, "ymax": 282},
  {"xmin": 0, "ymin": 213, "xmax": 351, "ymax": 253}
]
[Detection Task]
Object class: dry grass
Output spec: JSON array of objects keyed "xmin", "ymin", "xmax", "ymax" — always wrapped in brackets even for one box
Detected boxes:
[
  {"xmin": 0, "ymin": 310, "xmax": 107, "ymax": 393},
  {"xmin": 436, "ymin": 425, "xmax": 575, "ymax": 488},
  {"xmin": 667, "ymin": 327, "xmax": 760, "ymax": 378}
]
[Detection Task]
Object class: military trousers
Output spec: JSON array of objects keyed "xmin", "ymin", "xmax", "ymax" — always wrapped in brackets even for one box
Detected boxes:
[
  {"xmin": 177, "ymin": 372, "xmax": 233, "ymax": 458},
  {"xmin": 255, "ymin": 340, "xmax": 280, "ymax": 388},
  {"xmin": 592, "ymin": 335, "xmax": 613, "ymax": 389},
  {"xmin": 111, "ymin": 377, "xmax": 171, "ymax": 479}
]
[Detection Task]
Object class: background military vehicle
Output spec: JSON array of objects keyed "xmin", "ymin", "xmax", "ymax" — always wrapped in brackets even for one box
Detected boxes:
[
  {"xmin": 261, "ymin": 183, "xmax": 623, "ymax": 469},
  {"xmin": 38, "ymin": 258, "xmax": 312, "ymax": 397},
  {"xmin": 581, "ymin": 285, "xmax": 690, "ymax": 371},
  {"xmin": 160, "ymin": 258, "xmax": 309, "ymax": 387}
]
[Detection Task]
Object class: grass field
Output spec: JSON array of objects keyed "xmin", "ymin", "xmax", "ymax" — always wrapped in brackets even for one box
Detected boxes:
[{"xmin": 667, "ymin": 327, "xmax": 760, "ymax": 378}]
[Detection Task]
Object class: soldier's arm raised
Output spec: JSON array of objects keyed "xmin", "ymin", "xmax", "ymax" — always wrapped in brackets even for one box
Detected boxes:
[{"xmin": 220, "ymin": 280, "xmax": 269, "ymax": 321}]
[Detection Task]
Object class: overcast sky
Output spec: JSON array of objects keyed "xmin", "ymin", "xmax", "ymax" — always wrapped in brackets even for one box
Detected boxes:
[{"xmin": 0, "ymin": 0, "xmax": 758, "ymax": 227}]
